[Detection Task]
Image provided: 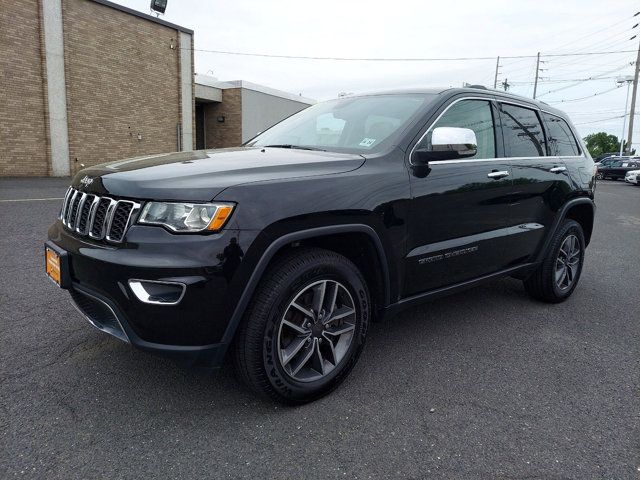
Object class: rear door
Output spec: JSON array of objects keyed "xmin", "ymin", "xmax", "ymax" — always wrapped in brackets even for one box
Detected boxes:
[
  {"xmin": 604, "ymin": 160, "xmax": 623, "ymax": 178},
  {"xmin": 500, "ymin": 103, "xmax": 574, "ymax": 263},
  {"xmin": 404, "ymin": 97, "xmax": 514, "ymax": 296}
]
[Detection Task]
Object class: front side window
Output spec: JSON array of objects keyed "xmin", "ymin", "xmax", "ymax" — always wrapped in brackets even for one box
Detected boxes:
[
  {"xmin": 419, "ymin": 99, "xmax": 496, "ymax": 159},
  {"xmin": 499, "ymin": 103, "xmax": 546, "ymax": 157},
  {"xmin": 542, "ymin": 113, "xmax": 580, "ymax": 156},
  {"xmin": 247, "ymin": 94, "xmax": 435, "ymax": 154}
]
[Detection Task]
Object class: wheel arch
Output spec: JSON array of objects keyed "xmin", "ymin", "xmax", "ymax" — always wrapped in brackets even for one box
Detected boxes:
[
  {"xmin": 220, "ymin": 224, "xmax": 391, "ymax": 347},
  {"xmin": 564, "ymin": 202, "xmax": 595, "ymax": 246},
  {"xmin": 535, "ymin": 197, "xmax": 595, "ymax": 263}
]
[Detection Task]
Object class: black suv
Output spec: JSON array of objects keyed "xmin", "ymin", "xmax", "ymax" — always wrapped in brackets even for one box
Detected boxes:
[
  {"xmin": 596, "ymin": 158, "xmax": 640, "ymax": 180},
  {"xmin": 46, "ymin": 88, "xmax": 596, "ymax": 403}
]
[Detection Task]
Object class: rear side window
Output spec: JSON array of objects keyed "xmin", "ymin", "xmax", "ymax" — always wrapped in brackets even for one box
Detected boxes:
[
  {"xmin": 422, "ymin": 99, "xmax": 496, "ymax": 159},
  {"xmin": 542, "ymin": 113, "xmax": 580, "ymax": 156},
  {"xmin": 499, "ymin": 103, "xmax": 546, "ymax": 157}
]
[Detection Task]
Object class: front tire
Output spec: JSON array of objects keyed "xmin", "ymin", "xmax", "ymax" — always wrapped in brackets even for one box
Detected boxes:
[
  {"xmin": 523, "ymin": 219, "xmax": 585, "ymax": 303},
  {"xmin": 233, "ymin": 247, "xmax": 370, "ymax": 404}
]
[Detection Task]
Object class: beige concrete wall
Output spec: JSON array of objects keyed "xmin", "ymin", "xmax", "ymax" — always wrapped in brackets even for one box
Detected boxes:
[
  {"xmin": 62, "ymin": 0, "xmax": 184, "ymax": 175},
  {"xmin": 241, "ymin": 89, "xmax": 310, "ymax": 142},
  {"xmin": 0, "ymin": 0, "xmax": 50, "ymax": 176}
]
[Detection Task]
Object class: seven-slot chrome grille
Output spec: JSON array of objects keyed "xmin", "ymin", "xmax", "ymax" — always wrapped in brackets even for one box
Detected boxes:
[{"xmin": 59, "ymin": 187, "xmax": 140, "ymax": 243}]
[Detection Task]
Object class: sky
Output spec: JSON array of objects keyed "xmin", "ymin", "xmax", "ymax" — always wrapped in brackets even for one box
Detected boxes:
[{"xmin": 112, "ymin": 0, "xmax": 639, "ymax": 145}]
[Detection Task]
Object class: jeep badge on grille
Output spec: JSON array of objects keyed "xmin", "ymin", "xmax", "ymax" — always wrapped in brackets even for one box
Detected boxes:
[{"xmin": 80, "ymin": 175, "xmax": 93, "ymax": 188}]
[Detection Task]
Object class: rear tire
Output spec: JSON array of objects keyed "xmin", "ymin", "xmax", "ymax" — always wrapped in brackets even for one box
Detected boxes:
[
  {"xmin": 233, "ymin": 247, "xmax": 370, "ymax": 404},
  {"xmin": 523, "ymin": 219, "xmax": 585, "ymax": 303}
]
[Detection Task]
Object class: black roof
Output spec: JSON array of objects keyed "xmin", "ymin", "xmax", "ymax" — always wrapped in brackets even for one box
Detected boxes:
[{"xmin": 351, "ymin": 86, "xmax": 567, "ymax": 116}]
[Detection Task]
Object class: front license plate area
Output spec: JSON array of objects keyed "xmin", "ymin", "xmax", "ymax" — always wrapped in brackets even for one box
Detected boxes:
[
  {"xmin": 44, "ymin": 241, "xmax": 71, "ymax": 289},
  {"xmin": 45, "ymin": 248, "xmax": 61, "ymax": 286}
]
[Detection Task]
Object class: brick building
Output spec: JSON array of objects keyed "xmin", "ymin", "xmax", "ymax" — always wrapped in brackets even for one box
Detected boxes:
[{"xmin": 0, "ymin": 0, "xmax": 313, "ymax": 177}]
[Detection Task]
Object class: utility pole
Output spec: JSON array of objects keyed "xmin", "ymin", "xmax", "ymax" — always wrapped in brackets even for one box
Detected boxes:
[
  {"xmin": 626, "ymin": 38, "xmax": 640, "ymax": 154},
  {"xmin": 493, "ymin": 56, "xmax": 500, "ymax": 89},
  {"xmin": 533, "ymin": 52, "xmax": 541, "ymax": 99},
  {"xmin": 618, "ymin": 76, "xmax": 634, "ymax": 156},
  {"xmin": 501, "ymin": 78, "xmax": 510, "ymax": 91}
]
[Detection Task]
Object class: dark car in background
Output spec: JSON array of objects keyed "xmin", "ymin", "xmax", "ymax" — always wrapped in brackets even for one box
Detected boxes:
[
  {"xmin": 593, "ymin": 152, "xmax": 620, "ymax": 163},
  {"xmin": 596, "ymin": 159, "xmax": 640, "ymax": 180},
  {"xmin": 45, "ymin": 87, "xmax": 595, "ymax": 403},
  {"xmin": 595, "ymin": 156, "xmax": 626, "ymax": 167}
]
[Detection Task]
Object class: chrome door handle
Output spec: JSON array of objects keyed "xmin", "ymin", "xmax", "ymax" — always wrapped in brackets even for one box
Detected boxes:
[
  {"xmin": 487, "ymin": 170, "xmax": 509, "ymax": 179},
  {"xmin": 549, "ymin": 166, "xmax": 567, "ymax": 173}
]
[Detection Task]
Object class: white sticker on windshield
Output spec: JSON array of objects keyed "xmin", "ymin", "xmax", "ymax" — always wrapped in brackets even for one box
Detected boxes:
[{"xmin": 359, "ymin": 138, "xmax": 376, "ymax": 147}]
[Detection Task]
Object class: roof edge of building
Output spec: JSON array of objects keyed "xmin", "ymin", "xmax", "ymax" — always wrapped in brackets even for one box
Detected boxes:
[
  {"xmin": 195, "ymin": 75, "xmax": 315, "ymax": 105},
  {"xmin": 89, "ymin": 0, "xmax": 194, "ymax": 34}
]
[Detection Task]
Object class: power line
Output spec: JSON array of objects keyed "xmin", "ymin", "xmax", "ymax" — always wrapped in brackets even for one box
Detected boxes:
[
  {"xmin": 547, "ymin": 86, "xmax": 622, "ymax": 104},
  {"xmin": 545, "ymin": 13, "xmax": 638, "ymax": 53},
  {"xmin": 509, "ymin": 74, "xmax": 625, "ymax": 85},
  {"xmin": 551, "ymin": 28, "xmax": 634, "ymax": 58},
  {"xmin": 186, "ymin": 47, "xmax": 636, "ymax": 62},
  {"xmin": 538, "ymin": 64, "xmax": 632, "ymax": 97},
  {"xmin": 545, "ymin": 47, "xmax": 633, "ymax": 72},
  {"xmin": 544, "ymin": 59, "xmax": 634, "ymax": 79},
  {"xmin": 574, "ymin": 114, "xmax": 626, "ymax": 126},
  {"xmin": 544, "ymin": 21, "xmax": 636, "ymax": 71},
  {"xmin": 566, "ymin": 109, "xmax": 626, "ymax": 115}
]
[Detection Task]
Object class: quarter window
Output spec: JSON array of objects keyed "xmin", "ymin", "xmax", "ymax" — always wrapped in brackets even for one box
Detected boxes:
[
  {"xmin": 542, "ymin": 113, "xmax": 580, "ymax": 156},
  {"xmin": 499, "ymin": 103, "xmax": 546, "ymax": 157},
  {"xmin": 421, "ymin": 99, "xmax": 496, "ymax": 159}
]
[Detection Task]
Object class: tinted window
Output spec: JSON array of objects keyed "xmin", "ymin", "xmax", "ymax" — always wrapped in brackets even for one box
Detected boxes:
[
  {"xmin": 421, "ymin": 99, "xmax": 496, "ymax": 159},
  {"xmin": 542, "ymin": 113, "xmax": 580, "ymax": 156},
  {"xmin": 499, "ymin": 103, "xmax": 545, "ymax": 157}
]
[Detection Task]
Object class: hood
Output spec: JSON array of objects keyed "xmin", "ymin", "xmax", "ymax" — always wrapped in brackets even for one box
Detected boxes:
[{"xmin": 71, "ymin": 147, "xmax": 366, "ymax": 201}]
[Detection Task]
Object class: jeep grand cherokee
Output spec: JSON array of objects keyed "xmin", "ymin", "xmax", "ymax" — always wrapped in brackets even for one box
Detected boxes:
[{"xmin": 46, "ymin": 87, "xmax": 596, "ymax": 403}]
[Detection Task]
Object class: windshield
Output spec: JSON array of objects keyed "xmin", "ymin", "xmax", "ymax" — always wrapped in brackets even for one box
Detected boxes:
[{"xmin": 246, "ymin": 93, "xmax": 435, "ymax": 154}]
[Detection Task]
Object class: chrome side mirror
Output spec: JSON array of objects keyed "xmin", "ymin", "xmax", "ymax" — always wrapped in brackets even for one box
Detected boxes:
[{"xmin": 413, "ymin": 127, "xmax": 478, "ymax": 163}]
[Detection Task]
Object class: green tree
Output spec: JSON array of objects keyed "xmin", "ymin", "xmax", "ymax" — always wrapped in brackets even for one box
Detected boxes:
[{"xmin": 583, "ymin": 132, "xmax": 634, "ymax": 158}]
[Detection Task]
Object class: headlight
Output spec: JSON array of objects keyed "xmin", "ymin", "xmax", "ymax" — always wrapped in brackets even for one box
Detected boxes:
[{"xmin": 138, "ymin": 202, "xmax": 234, "ymax": 232}]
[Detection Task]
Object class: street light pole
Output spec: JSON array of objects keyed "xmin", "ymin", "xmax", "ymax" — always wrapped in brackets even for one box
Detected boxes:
[
  {"xmin": 618, "ymin": 76, "xmax": 634, "ymax": 156},
  {"xmin": 626, "ymin": 35, "xmax": 640, "ymax": 154}
]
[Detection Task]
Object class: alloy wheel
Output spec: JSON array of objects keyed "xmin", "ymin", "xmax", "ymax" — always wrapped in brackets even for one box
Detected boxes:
[
  {"xmin": 555, "ymin": 234, "xmax": 581, "ymax": 291},
  {"xmin": 277, "ymin": 279, "xmax": 356, "ymax": 382}
]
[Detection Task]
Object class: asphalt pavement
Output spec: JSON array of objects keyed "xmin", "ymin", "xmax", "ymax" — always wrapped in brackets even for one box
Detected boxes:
[{"xmin": 0, "ymin": 178, "xmax": 638, "ymax": 479}]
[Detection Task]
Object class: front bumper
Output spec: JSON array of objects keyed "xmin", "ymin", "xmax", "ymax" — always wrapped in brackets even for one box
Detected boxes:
[
  {"xmin": 47, "ymin": 220, "xmax": 260, "ymax": 367},
  {"xmin": 624, "ymin": 176, "xmax": 639, "ymax": 184},
  {"xmin": 68, "ymin": 282, "xmax": 228, "ymax": 367}
]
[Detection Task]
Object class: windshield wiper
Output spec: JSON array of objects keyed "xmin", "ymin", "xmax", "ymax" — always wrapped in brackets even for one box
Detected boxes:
[{"xmin": 263, "ymin": 144, "xmax": 327, "ymax": 152}]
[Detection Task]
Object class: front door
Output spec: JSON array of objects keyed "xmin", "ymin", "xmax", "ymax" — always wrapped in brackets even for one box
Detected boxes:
[{"xmin": 404, "ymin": 97, "xmax": 514, "ymax": 296}]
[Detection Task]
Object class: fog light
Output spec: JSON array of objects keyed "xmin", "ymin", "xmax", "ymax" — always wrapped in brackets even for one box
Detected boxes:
[{"xmin": 129, "ymin": 280, "xmax": 186, "ymax": 305}]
